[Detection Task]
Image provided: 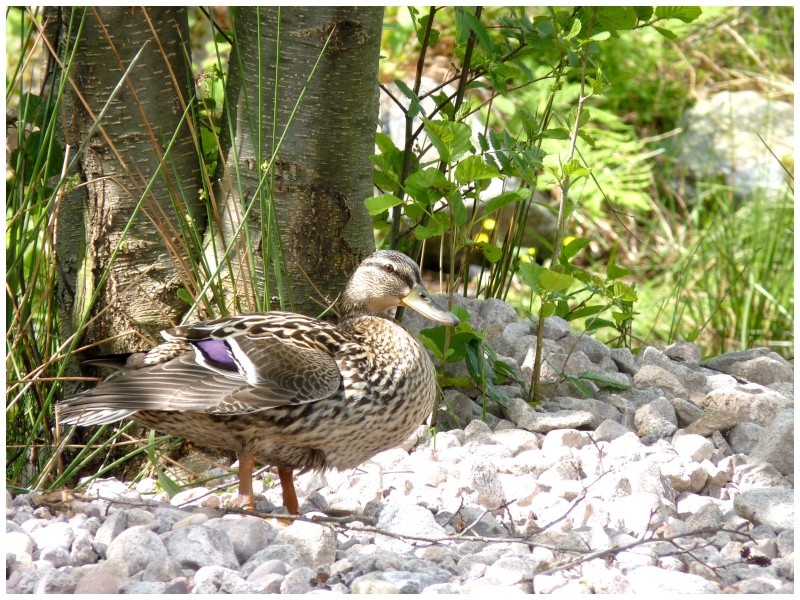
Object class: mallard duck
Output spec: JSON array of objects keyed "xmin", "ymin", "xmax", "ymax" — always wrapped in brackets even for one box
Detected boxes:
[{"xmin": 58, "ymin": 250, "xmax": 458, "ymax": 514}]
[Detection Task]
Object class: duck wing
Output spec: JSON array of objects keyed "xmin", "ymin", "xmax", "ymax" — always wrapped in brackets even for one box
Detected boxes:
[{"xmin": 59, "ymin": 313, "xmax": 348, "ymax": 425}]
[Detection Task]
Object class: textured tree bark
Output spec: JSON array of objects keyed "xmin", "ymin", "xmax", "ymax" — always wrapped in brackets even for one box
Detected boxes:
[
  {"xmin": 52, "ymin": 7, "xmax": 205, "ymax": 354},
  {"xmin": 208, "ymin": 7, "xmax": 382, "ymax": 315}
]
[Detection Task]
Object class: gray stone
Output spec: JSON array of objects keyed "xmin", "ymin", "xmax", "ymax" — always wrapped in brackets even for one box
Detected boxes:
[
  {"xmin": 463, "ymin": 458, "xmax": 505, "ymax": 509},
  {"xmin": 749, "ymin": 409, "xmax": 793, "ymax": 475},
  {"xmin": 151, "ymin": 507, "xmax": 196, "ymax": 534},
  {"xmin": 29, "ymin": 521, "xmax": 74, "ymax": 552},
  {"xmin": 665, "ymin": 340, "xmax": 702, "ymax": 363},
  {"xmin": 703, "ymin": 347, "xmax": 791, "ymax": 377},
  {"xmin": 542, "ymin": 350, "xmax": 596, "ymax": 378},
  {"xmin": 699, "ymin": 384, "xmax": 792, "ymax": 427},
  {"xmin": 634, "ymin": 397, "xmax": 678, "ymax": 439},
  {"xmin": 105, "ymin": 526, "xmax": 168, "ymax": 577},
  {"xmin": 489, "ymin": 427, "xmax": 539, "ymax": 456},
  {"xmin": 677, "ymin": 90, "xmax": 793, "ymax": 201},
  {"xmin": 92, "ymin": 510, "xmax": 129, "ymax": 552},
  {"xmin": 559, "ymin": 332, "xmax": 611, "ymax": 363},
  {"xmin": 246, "ymin": 558, "xmax": 287, "ymax": 581},
  {"xmin": 274, "ymin": 519, "xmax": 336, "ymax": 568},
  {"xmin": 141, "ymin": 556, "xmax": 183, "ymax": 582},
  {"xmin": 728, "ymin": 356, "xmax": 794, "ymax": 385},
  {"xmin": 503, "ymin": 397, "xmax": 593, "ymax": 433},
  {"xmin": 593, "ymin": 419, "xmax": 633, "ymax": 441},
  {"xmin": 478, "ymin": 298, "xmax": 519, "ymax": 327},
  {"xmin": 240, "ymin": 545, "xmax": 300, "ymax": 578},
  {"xmin": 495, "ymin": 321, "xmax": 534, "ymax": 357},
  {"xmin": 685, "ymin": 501, "xmax": 725, "ymax": 532},
  {"xmin": 161, "ymin": 524, "xmax": 239, "ymax": 571},
  {"xmin": 633, "ymin": 364, "xmax": 687, "ymax": 397},
  {"xmin": 119, "ymin": 580, "xmax": 167, "ymax": 594},
  {"xmin": 730, "ymin": 456, "xmax": 791, "ymax": 491},
  {"xmin": 438, "ymin": 389, "xmax": 475, "ymax": 430},
  {"xmin": 73, "ymin": 571, "xmax": 121, "ymax": 594},
  {"xmin": 483, "ymin": 555, "xmax": 536, "ymax": 585},
  {"xmin": 660, "ymin": 458, "xmax": 708, "ymax": 493},
  {"xmin": 541, "ymin": 429, "xmax": 591, "ymax": 455},
  {"xmin": 546, "ymin": 396, "xmax": 622, "ymax": 429},
  {"xmin": 734, "ymin": 488, "xmax": 794, "ymax": 532},
  {"xmin": 610, "ymin": 347, "xmax": 639, "ymax": 375},
  {"xmin": 624, "ymin": 564, "xmax": 723, "ymax": 593},
  {"xmin": 728, "ymin": 421, "xmax": 766, "ymax": 454},
  {"xmin": 21, "ymin": 568, "xmax": 77, "ymax": 594},
  {"xmin": 683, "ymin": 410, "xmax": 740, "ymax": 436},
  {"xmin": 375, "ymin": 496, "xmax": 447, "ymax": 554},
  {"xmin": 542, "ymin": 316, "xmax": 571, "ymax": 340},
  {"xmin": 423, "ymin": 582, "xmax": 465, "ymax": 593},
  {"xmin": 193, "ymin": 565, "xmax": 254, "ymax": 594},
  {"xmin": 6, "ymin": 531, "xmax": 34, "ymax": 562},
  {"xmin": 204, "ymin": 515, "xmax": 275, "ymax": 564},
  {"xmin": 38, "ymin": 545, "xmax": 71, "ymax": 568},
  {"xmin": 672, "ymin": 433, "xmax": 714, "ymax": 462},
  {"xmin": 776, "ymin": 529, "xmax": 794, "ymax": 558},
  {"xmin": 280, "ymin": 566, "xmax": 317, "ymax": 594},
  {"xmin": 669, "ymin": 396, "xmax": 705, "ymax": 426}
]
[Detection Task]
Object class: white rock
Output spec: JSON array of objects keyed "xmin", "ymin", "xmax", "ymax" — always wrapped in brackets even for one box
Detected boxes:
[
  {"xmin": 672, "ymin": 433, "xmax": 714, "ymax": 462},
  {"xmin": 624, "ymin": 565, "xmax": 722, "ymax": 593}
]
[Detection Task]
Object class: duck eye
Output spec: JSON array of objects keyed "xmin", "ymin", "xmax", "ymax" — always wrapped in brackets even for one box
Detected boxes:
[{"xmin": 382, "ymin": 263, "xmax": 395, "ymax": 273}]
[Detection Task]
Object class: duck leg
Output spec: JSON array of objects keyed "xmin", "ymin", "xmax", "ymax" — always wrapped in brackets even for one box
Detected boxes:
[
  {"xmin": 237, "ymin": 450, "xmax": 256, "ymax": 510},
  {"xmin": 278, "ymin": 467, "xmax": 299, "ymax": 515}
]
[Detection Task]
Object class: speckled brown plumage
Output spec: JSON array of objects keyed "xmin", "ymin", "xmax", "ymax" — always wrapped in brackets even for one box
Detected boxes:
[{"xmin": 58, "ymin": 251, "xmax": 459, "ymax": 513}]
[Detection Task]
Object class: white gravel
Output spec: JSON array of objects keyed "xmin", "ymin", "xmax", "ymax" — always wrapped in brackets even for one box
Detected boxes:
[{"xmin": 6, "ymin": 297, "xmax": 794, "ymax": 593}]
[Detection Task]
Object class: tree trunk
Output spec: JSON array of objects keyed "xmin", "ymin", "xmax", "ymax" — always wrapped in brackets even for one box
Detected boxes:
[
  {"xmin": 207, "ymin": 7, "xmax": 382, "ymax": 315},
  {"xmin": 52, "ymin": 7, "xmax": 205, "ymax": 354}
]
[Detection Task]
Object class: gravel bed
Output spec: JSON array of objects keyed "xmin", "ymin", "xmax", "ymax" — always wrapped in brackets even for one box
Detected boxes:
[{"xmin": 7, "ymin": 296, "xmax": 794, "ymax": 593}]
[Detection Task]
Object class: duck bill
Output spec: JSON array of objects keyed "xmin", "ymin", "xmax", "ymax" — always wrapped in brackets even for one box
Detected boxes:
[{"xmin": 401, "ymin": 284, "xmax": 460, "ymax": 326}]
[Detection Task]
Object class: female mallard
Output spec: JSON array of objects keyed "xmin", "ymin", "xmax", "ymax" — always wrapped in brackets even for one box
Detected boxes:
[{"xmin": 58, "ymin": 250, "xmax": 458, "ymax": 514}]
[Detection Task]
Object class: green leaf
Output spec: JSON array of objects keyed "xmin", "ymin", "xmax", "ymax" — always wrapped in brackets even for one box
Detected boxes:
[
  {"xmin": 606, "ymin": 280, "xmax": 638, "ymax": 302},
  {"xmin": 449, "ymin": 190, "xmax": 468, "ymax": 227},
  {"xmin": 605, "ymin": 246, "xmax": 631, "ymax": 279},
  {"xmin": 364, "ymin": 193, "xmax": 403, "ymax": 216},
  {"xmin": 422, "ymin": 118, "xmax": 473, "ymax": 163},
  {"xmin": 404, "ymin": 167, "xmax": 452, "ymax": 204},
  {"xmin": 564, "ymin": 18, "xmax": 581, "ymax": 41},
  {"xmin": 147, "ymin": 431, "xmax": 181, "ymax": 497},
  {"xmin": 394, "ymin": 79, "xmax": 424, "ymax": 120},
  {"xmin": 539, "ymin": 127, "xmax": 570, "ymax": 140},
  {"xmin": 176, "ymin": 288, "xmax": 194, "ymax": 306},
  {"xmin": 414, "ymin": 213, "xmax": 449, "ymax": 240},
  {"xmin": 596, "ymin": 7, "xmax": 638, "ymax": 31},
  {"xmin": 375, "ymin": 132, "xmax": 400, "ymax": 154},
  {"xmin": 577, "ymin": 371, "xmax": 632, "ymax": 391},
  {"xmin": 654, "ymin": 6, "xmax": 702, "ymax": 23},
  {"xmin": 634, "ymin": 6, "xmax": 654, "ymax": 20},
  {"xmin": 454, "ymin": 155, "xmax": 501, "ymax": 184},
  {"xmin": 653, "ymin": 26, "xmax": 677, "ymax": 40},
  {"xmin": 585, "ymin": 317, "xmax": 617, "ymax": 333},
  {"xmin": 483, "ymin": 189, "xmax": 531, "ymax": 216},
  {"xmin": 590, "ymin": 31, "xmax": 611, "ymax": 41},
  {"xmin": 560, "ymin": 237, "xmax": 590, "ymax": 262},
  {"xmin": 577, "ymin": 129, "xmax": 596, "ymax": 148},
  {"xmin": 519, "ymin": 262, "xmax": 574, "ymax": 294},
  {"xmin": 568, "ymin": 304, "xmax": 606, "ymax": 320},
  {"xmin": 455, "ymin": 7, "xmax": 495, "ymax": 52},
  {"xmin": 562, "ymin": 158, "xmax": 590, "ymax": 178},
  {"xmin": 533, "ymin": 16, "xmax": 554, "ymax": 38},
  {"xmin": 479, "ymin": 242, "xmax": 503, "ymax": 263},
  {"xmin": 464, "ymin": 338, "xmax": 489, "ymax": 385}
]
